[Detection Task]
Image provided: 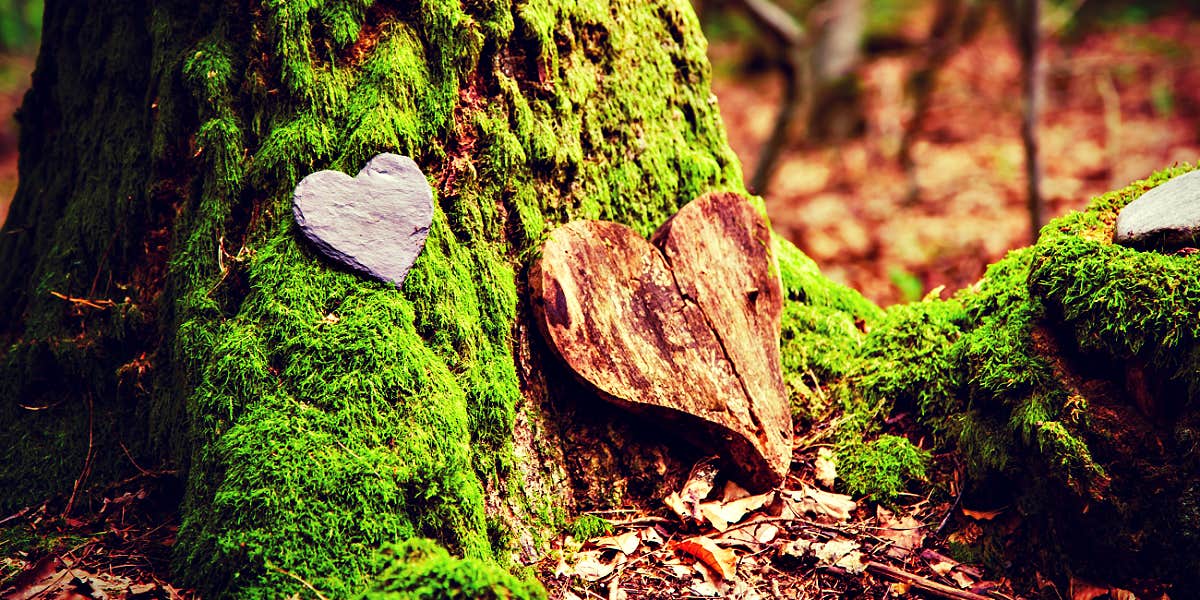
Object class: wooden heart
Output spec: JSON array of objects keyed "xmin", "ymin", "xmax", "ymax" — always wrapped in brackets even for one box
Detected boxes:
[
  {"xmin": 531, "ymin": 192, "xmax": 792, "ymax": 490},
  {"xmin": 293, "ymin": 153, "xmax": 433, "ymax": 288}
]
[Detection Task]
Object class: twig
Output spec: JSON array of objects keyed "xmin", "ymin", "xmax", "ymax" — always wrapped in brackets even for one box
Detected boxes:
[
  {"xmin": 865, "ymin": 561, "xmax": 993, "ymax": 600},
  {"xmin": 934, "ymin": 481, "xmax": 965, "ymax": 537},
  {"xmin": 267, "ymin": 562, "xmax": 331, "ymax": 600},
  {"xmin": 49, "ymin": 291, "xmax": 116, "ymax": 310},
  {"xmin": 64, "ymin": 393, "xmax": 96, "ymax": 517}
]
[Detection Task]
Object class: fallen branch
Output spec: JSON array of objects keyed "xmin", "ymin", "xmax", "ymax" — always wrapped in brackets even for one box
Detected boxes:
[{"xmin": 865, "ymin": 561, "xmax": 996, "ymax": 600}]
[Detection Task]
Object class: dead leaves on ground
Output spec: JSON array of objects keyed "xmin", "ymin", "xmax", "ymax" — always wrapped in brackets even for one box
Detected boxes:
[{"xmin": 549, "ymin": 461, "xmax": 1022, "ymax": 599}]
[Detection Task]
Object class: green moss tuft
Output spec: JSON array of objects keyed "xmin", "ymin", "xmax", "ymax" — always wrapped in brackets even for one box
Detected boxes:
[
  {"xmin": 564, "ymin": 515, "xmax": 612, "ymax": 540},
  {"xmin": 837, "ymin": 434, "xmax": 928, "ymax": 503},
  {"xmin": 361, "ymin": 539, "xmax": 546, "ymax": 600}
]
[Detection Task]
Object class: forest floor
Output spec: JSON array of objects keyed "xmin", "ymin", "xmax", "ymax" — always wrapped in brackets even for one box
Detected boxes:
[{"xmin": 1, "ymin": 9, "xmax": 1198, "ymax": 600}]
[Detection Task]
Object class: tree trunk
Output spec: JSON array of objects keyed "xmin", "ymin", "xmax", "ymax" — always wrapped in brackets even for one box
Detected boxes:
[{"xmin": 0, "ymin": 1, "xmax": 746, "ymax": 596}]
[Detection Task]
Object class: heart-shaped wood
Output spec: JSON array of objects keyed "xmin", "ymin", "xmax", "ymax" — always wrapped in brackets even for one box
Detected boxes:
[
  {"xmin": 293, "ymin": 153, "xmax": 433, "ymax": 288},
  {"xmin": 531, "ymin": 192, "xmax": 792, "ymax": 490}
]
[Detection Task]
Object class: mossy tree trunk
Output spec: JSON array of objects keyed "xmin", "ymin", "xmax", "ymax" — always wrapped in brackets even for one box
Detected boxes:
[{"xmin": 0, "ymin": 0, "xmax": 746, "ymax": 597}]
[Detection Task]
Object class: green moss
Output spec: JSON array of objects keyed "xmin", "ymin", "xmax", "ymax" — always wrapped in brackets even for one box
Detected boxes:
[
  {"xmin": 1029, "ymin": 163, "xmax": 1200, "ymax": 397},
  {"xmin": 156, "ymin": 1, "xmax": 742, "ymax": 598},
  {"xmin": 775, "ymin": 237, "xmax": 881, "ymax": 420},
  {"xmin": 837, "ymin": 434, "xmax": 928, "ymax": 503},
  {"xmin": 361, "ymin": 539, "xmax": 546, "ymax": 600},
  {"xmin": 563, "ymin": 515, "xmax": 612, "ymax": 540}
]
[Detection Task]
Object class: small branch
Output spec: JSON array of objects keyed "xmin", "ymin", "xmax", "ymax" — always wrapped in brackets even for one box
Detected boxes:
[
  {"xmin": 866, "ymin": 561, "xmax": 995, "ymax": 600},
  {"xmin": 268, "ymin": 562, "xmax": 331, "ymax": 600},
  {"xmin": 64, "ymin": 393, "xmax": 96, "ymax": 517},
  {"xmin": 49, "ymin": 291, "xmax": 116, "ymax": 310}
]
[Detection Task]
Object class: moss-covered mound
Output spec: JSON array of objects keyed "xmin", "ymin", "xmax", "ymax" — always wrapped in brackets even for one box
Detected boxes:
[{"xmin": 802, "ymin": 164, "xmax": 1200, "ymax": 586}]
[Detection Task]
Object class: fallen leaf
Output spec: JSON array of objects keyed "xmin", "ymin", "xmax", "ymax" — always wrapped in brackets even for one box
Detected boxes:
[
  {"xmin": 699, "ymin": 491, "xmax": 775, "ymax": 531},
  {"xmin": 594, "ymin": 531, "xmax": 640, "ymax": 555},
  {"xmin": 677, "ymin": 536, "xmax": 739, "ymax": 580},
  {"xmin": 876, "ymin": 506, "xmax": 925, "ymax": 557},
  {"xmin": 815, "ymin": 448, "xmax": 837, "ymax": 489},
  {"xmin": 1069, "ymin": 576, "xmax": 1111, "ymax": 600},
  {"xmin": 784, "ymin": 484, "xmax": 856, "ymax": 521},
  {"xmin": 890, "ymin": 581, "xmax": 912, "ymax": 595},
  {"xmin": 811, "ymin": 538, "xmax": 867, "ymax": 574},
  {"xmin": 961, "ymin": 507, "xmax": 1005, "ymax": 521},
  {"xmin": 573, "ymin": 550, "xmax": 625, "ymax": 582}
]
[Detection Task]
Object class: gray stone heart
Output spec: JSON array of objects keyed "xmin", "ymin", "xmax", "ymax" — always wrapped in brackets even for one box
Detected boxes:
[
  {"xmin": 1115, "ymin": 170, "xmax": 1200, "ymax": 251},
  {"xmin": 293, "ymin": 154, "xmax": 433, "ymax": 287}
]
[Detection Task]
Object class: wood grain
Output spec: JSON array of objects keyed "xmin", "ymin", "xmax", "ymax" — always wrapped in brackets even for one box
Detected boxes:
[{"xmin": 531, "ymin": 192, "xmax": 792, "ymax": 490}]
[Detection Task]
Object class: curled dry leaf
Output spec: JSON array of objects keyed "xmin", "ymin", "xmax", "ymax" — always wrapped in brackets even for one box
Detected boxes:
[
  {"xmin": 677, "ymin": 536, "xmax": 739, "ymax": 580},
  {"xmin": 961, "ymin": 507, "xmax": 1004, "ymax": 521},
  {"xmin": 783, "ymin": 483, "xmax": 856, "ymax": 521},
  {"xmin": 700, "ymin": 490, "xmax": 775, "ymax": 531},
  {"xmin": 594, "ymin": 531, "xmax": 641, "ymax": 555},
  {"xmin": 573, "ymin": 549, "xmax": 627, "ymax": 582},
  {"xmin": 815, "ymin": 448, "xmax": 837, "ymax": 489}
]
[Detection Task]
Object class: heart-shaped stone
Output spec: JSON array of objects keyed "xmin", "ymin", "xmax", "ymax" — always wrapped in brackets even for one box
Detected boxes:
[
  {"xmin": 1115, "ymin": 169, "xmax": 1200, "ymax": 251},
  {"xmin": 293, "ymin": 153, "xmax": 433, "ymax": 287},
  {"xmin": 531, "ymin": 192, "xmax": 792, "ymax": 490}
]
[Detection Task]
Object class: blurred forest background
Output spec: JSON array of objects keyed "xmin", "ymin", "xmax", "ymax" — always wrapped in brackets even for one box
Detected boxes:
[{"xmin": 0, "ymin": 1, "xmax": 1195, "ymax": 306}]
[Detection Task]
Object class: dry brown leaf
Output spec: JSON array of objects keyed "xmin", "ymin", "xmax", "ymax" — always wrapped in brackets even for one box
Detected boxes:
[
  {"xmin": 961, "ymin": 507, "xmax": 1005, "ymax": 521},
  {"xmin": 677, "ymin": 536, "xmax": 739, "ymax": 580},
  {"xmin": 815, "ymin": 448, "xmax": 837, "ymax": 489},
  {"xmin": 949, "ymin": 570, "xmax": 975, "ymax": 589},
  {"xmin": 785, "ymin": 484, "xmax": 856, "ymax": 521},
  {"xmin": 718, "ymin": 519, "xmax": 780, "ymax": 548},
  {"xmin": 811, "ymin": 538, "xmax": 867, "ymax": 574},
  {"xmin": 700, "ymin": 491, "xmax": 775, "ymax": 531},
  {"xmin": 594, "ymin": 531, "xmax": 640, "ymax": 555},
  {"xmin": 875, "ymin": 506, "xmax": 926, "ymax": 556},
  {"xmin": 1069, "ymin": 576, "xmax": 1111, "ymax": 600},
  {"xmin": 573, "ymin": 550, "xmax": 625, "ymax": 582},
  {"xmin": 890, "ymin": 581, "xmax": 912, "ymax": 595}
]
